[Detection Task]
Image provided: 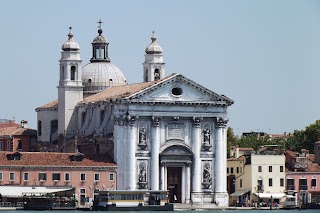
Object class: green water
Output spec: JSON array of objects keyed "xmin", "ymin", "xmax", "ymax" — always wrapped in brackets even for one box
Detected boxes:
[{"xmin": 1, "ymin": 210, "xmax": 318, "ymax": 213}]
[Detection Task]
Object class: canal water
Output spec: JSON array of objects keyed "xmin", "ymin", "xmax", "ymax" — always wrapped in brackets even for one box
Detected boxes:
[{"xmin": 3, "ymin": 210, "xmax": 319, "ymax": 213}]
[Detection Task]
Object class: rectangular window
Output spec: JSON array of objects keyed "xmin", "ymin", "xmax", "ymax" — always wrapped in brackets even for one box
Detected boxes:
[
  {"xmin": 109, "ymin": 173, "xmax": 114, "ymax": 181},
  {"xmin": 287, "ymin": 178, "xmax": 295, "ymax": 190},
  {"xmin": 9, "ymin": 172, "xmax": 15, "ymax": 181},
  {"xmin": 94, "ymin": 173, "xmax": 100, "ymax": 181},
  {"xmin": 240, "ymin": 179, "xmax": 243, "ymax": 188},
  {"xmin": 80, "ymin": 173, "xmax": 86, "ymax": 181},
  {"xmin": 7, "ymin": 141, "xmax": 11, "ymax": 150},
  {"xmin": 52, "ymin": 173, "xmax": 61, "ymax": 181},
  {"xmin": 227, "ymin": 167, "xmax": 229, "ymax": 174},
  {"xmin": 24, "ymin": 173, "xmax": 29, "ymax": 181},
  {"xmin": 280, "ymin": 178, "xmax": 284, "ymax": 187},
  {"xmin": 80, "ymin": 188, "xmax": 86, "ymax": 193},
  {"xmin": 269, "ymin": 166, "xmax": 272, "ymax": 172},
  {"xmin": 269, "ymin": 178, "xmax": 273, "ymax": 187},
  {"xmin": 311, "ymin": 179, "xmax": 316, "ymax": 187},
  {"xmin": 39, "ymin": 173, "xmax": 47, "ymax": 181},
  {"xmin": 0, "ymin": 172, "xmax": 2, "ymax": 181},
  {"xmin": 17, "ymin": 140, "xmax": 23, "ymax": 150},
  {"xmin": 38, "ymin": 120, "xmax": 42, "ymax": 136},
  {"xmin": 65, "ymin": 173, "xmax": 70, "ymax": 181},
  {"xmin": 280, "ymin": 166, "xmax": 284, "ymax": 172},
  {"xmin": 231, "ymin": 167, "xmax": 234, "ymax": 174},
  {"xmin": 258, "ymin": 166, "xmax": 262, "ymax": 172},
  {"xmin": 299, "ymin": 179, "xmax": 307, "ymax": 190},
  {"xmin": 0, "ymin": 141, "xmax": 2, "ymax": 150},
  {"xmin": 258, "ymin": 180, "xmax": 263, "ymax": 191},
  {"xmin": 236, "ymin": 167, "xmax": 239, "ymax": 173}
]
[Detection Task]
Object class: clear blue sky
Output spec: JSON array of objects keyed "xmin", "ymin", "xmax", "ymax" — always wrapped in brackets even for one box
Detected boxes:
[{"xmin": 1, "ymin": 0, "xmax": 320, "ymax": 136}]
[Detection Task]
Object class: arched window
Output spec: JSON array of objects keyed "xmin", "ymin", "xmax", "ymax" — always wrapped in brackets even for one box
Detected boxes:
[
  {"xmin": 37, "ymin": 120, "xmax": 42, "ymax": 136},
  {"xmin": 71, "ymin": 66, "xmax": 76, "ymax": 80},
  {"xmin": 154, "ymin": 69, "xmax": 160, "ymax": 80},
  {"xmin": 100, "ymin": 110, "xmax": 105, "ymax": 125},
  {"xmin": 95, "ymin": 46, "xmax": 105, "ymax": 59},
  {"xmin": 82, "ymin": 112, "xmax": 86, "ymax": 126}
]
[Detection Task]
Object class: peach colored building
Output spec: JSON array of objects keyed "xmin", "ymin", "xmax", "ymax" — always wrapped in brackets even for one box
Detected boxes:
[
  {"xmin": 285, "ymin": 150, "xmax": 320, "ymax": 208},
  {"xmin": 0, "ymin": 151, "xmax": 117, "ymax": 208},
  {"xmin": 0, "ymin": 119, "xmax": 37, "ymax": 152}
]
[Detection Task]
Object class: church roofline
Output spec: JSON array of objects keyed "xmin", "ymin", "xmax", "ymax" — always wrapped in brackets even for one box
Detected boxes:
[
  {"xmin": 35, "ymin": 100, "xmax": 58, "ymax": 111},
  {"xmin": 77, "ymin": 73, "xmax": 234, "ymax": 107}
]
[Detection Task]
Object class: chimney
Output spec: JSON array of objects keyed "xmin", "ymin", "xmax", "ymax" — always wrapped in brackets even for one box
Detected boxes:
[{"xmin": 21, "ymin": 120, "xmax": 28, "ymax": 128}]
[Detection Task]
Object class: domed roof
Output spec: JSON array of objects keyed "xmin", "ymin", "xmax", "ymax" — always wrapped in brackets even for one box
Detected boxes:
[
  {"xmin": 93, "ymin": 29, "xmax": 108, "ymax": 44},
  {"xmin": 62, "ymin": 27, "xmax": 80, "ymax": 51},
  {"xmin": 82, "ymin": 62, "xmax": 127, "ymax": 93},
  {"xmin": 145, "ymin": 31, "xmax": 162, "ymax": 54}
]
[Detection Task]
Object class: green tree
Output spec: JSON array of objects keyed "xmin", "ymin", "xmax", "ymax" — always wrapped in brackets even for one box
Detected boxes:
[{"xmin": 227, "ymin": 127, "xmax": 238, "ymax": 157}]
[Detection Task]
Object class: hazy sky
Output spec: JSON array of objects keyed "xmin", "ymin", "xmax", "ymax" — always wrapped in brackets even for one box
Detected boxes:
[{"xmin": 0, "ymin": 0, "xmax": 319, "ymax": 136}]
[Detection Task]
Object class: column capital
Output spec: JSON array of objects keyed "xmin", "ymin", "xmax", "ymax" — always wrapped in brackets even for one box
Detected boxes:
[
  {"xmin": 214, "ymin": 117, "xmax": 228, "ymax": 128},
  {"xmin": 126, "ymin": 115, "xmax": 137, "ymax": 126},
  {"xmin": 192, "ymin": 116, "xmax": 202, "ymax": 127},
  {"xmin": 114, "ymin": 116, "xmax": 125, "ymax": 125},
  {"xmin": 152, "ymin": 116, "xmax": 161, "ymax": 127}
]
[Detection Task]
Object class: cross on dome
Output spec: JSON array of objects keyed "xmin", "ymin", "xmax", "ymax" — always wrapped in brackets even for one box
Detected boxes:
[{"xmin": 97, "ymin": 19, "xmax": 103, "ymax": 35}]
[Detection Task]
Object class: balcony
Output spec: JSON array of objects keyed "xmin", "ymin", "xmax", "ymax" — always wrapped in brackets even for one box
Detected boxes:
[
  {"xmin": 286, "ymin": 185, "xmax": 295, "ymax": 190},
  {"xmin": 257, "ymin": 185, "xmax": 264, "ymax": 193},
  {"xmin": 292, "ymin": 162, "xmax": 307, "ymax": 169},
  {"xmin": 299, "ymin": 185, "xmax": 308, "ymax": 190}
]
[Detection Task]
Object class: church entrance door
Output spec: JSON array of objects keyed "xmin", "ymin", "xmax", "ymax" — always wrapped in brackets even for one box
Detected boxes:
[{"xmin": 167, "ymin": 167, "xmax": 182, "ymax": 203}]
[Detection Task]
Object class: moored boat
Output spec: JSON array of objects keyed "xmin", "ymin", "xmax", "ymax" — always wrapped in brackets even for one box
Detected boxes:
[{"xmin": 93, "ymin": 190, "xmax": 174, "ymax": 211}]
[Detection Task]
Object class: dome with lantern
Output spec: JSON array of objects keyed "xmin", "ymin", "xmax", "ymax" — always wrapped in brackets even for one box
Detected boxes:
[{"xmin": 82, "ymin": 20, "xmax": 127, "ymax": 95}]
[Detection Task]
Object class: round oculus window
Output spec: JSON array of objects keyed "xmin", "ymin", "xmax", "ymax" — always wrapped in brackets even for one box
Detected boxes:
[{"xmin": 171, "ymin": 87, "xmax": 183, "ymax": 97}]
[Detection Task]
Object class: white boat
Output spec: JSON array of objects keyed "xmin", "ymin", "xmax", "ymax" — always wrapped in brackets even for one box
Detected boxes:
[{"xmin": 93, "ymin": 190, "xmax": 173, "ymax": 211}]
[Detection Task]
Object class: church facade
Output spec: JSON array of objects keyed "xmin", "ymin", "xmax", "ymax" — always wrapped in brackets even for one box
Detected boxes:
[{"xmin": 36, "ymin": 22, "xmax": 234, "ymax": 206}]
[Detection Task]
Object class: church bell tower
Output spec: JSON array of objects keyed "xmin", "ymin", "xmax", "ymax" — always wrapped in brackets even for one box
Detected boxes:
[
  {"xmin": 143, "ymin": 31, "xmax": 165, "ymax": 82},
  {"xmin": 58, "ymin": 27, "xmax": 83, "ymax": 137}
]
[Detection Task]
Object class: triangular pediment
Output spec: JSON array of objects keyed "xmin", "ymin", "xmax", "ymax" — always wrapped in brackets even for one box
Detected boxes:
[{"xmin": 126, "ymin": 74, "xmax": 233, "ymax": 106}]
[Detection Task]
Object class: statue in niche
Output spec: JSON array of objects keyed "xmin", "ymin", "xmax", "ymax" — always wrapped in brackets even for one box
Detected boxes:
[
  {"xmin": 203, "ymin": 165, "xmax": 211, "ymax": 183},
  {"xmin": 202, "ymin": 129, "xmax": 211, "ymax": 151},
  {"xmin": 139, "ymin": 167, "xmax": 146, "ymax": 182},
  {"xmin": 138, "ymin": 166, "xmax": 147, "ymax": 189},
  {"xmin": 138, "ymin": 127, "xmax": 147, "ymax": 150},
  {"xmin": 202, "ymin": 164, "xmax": 211, "ymax": 189}
]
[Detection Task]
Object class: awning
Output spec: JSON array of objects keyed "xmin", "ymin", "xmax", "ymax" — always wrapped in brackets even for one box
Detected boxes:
[
  {"xmin": 0, "ymin": 186, "xmax": 73, "ymax": 198},
  {"xmin": 254, "ymin": 192, "xmax": 286, "ymax": 199},
  {"xmin": 230, "ymin": 189, "xmax": 250, "ymax": 196}
]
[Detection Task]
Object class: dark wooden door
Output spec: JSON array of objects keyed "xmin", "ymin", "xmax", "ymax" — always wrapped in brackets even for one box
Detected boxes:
[{"xmin": 167, "ymin": 167, "xmax": 182, "ymax": 203}]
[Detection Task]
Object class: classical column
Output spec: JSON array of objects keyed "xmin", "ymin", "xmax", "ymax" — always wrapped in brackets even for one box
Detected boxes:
[
  {"xmin": 127, "ymin": 115, "xmax": 137, "ymax": 190},
  {"xmin": 214, "ymin": 117, "xmax": 228, "ymax": 193},
  {"xmin": 185, "ymin": 162, "xmax": 191, "ymax": 203},
  {"xmin": 192, "ymin": 117, "xmax": 202, "ymax": 192},
  {"xmin": 151, "ymin": 116, "xmax": 161, "ymax": 190},
  {"xmin": 160, "ymin": 162, "xmax": 165, "ymax": 190}
]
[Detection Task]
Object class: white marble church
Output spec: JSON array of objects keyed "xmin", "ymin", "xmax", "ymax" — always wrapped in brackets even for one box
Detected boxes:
[{"xmin": 36, "ymin": 21, "xmax": 234, "ymax": 206}]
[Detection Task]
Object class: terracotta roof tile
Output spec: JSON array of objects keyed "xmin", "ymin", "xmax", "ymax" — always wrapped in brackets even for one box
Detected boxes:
[
  {"xmin": 0, "ymin": 120, "xmax": 20, "ymax": 128},
  {"xmin": 285, "ymin": 150, "xmax": 296, "ymax": 157},
  {"xmin": 0, "ymin": 127, "xmax": 36, "ymax": 136},
  {"xmin": 0, "ymin": 152, "xmax": 117, "ymax": 167},
  {"xmin": 35, "ymin": 100, "xmax": 58, "ymax": 110},
  {"xmin": 80, "ymin": 74, "xmax": 177, "ymax": 104},
  {"xmin": 238, "ymin": 147, "xmax": 254, "ymax": 151},
  {"xmin": 35, "ymin": 74, "xmax": 177, "ymax": 109},
  {"xmin": 308, "ymin": 154, "xmax": 315, "ymax": 163},
  {"xmin": 227, "ymin": 155, "xmax": 245, "ymax": 161}
]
